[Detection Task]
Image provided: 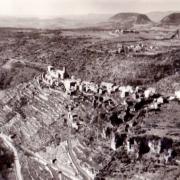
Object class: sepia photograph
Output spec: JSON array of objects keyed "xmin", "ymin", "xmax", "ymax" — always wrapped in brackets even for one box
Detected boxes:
[{"xmin": 0, "ymin": 0, "xmax": 180, "ymax": 179}]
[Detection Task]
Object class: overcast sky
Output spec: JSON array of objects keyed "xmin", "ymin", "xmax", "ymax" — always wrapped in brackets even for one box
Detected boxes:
[{"xmin": 0, "ymin": 0, "xmax": 180, "ymax": 17}]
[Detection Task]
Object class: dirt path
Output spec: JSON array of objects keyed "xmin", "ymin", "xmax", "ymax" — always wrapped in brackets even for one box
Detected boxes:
[
  {"xmin": 2, "ymin": 58, "xmax": 47, "ymax": 71},
  {"xmin": 0, "ymin": 134, "xmax": 23, "ymax": 180}
]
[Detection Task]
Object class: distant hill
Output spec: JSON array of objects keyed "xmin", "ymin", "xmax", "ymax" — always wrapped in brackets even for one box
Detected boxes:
[
  {"xmin": 147, "ymin": 11, "xmax": 180, "ymax": 22},
  {"xmin": 0, "ymin": 14, "xmax": 112, "ymax": 29},
  {"xmin": 0, "ymin": 17, "xmax": 72, "ymax": 29},
  {"xmin": 110, "ymin": 13, "xmax": 152, "ymax": 25},
  {"xmin": 161, "ymin": 13, "xmax": 180, "ymax": 25}
]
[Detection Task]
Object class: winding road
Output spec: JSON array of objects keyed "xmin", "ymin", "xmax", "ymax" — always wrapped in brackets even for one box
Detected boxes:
[{"xmin": 0, "ymin": 134, "xmax": 23, "ymax": 180}]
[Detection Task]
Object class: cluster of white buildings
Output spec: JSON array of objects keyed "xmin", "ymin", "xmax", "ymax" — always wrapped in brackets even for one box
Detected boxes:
[
  {"xmin": 38, "ymin": 65, "xmax": 180, "ymax": 165},
  {"xmin": 39, "ymin": 66, "xmax": 129, "ymax": 96},
  {"xmin": 39, "ymin": 66, "xmax": 180, "ymax": 104}
]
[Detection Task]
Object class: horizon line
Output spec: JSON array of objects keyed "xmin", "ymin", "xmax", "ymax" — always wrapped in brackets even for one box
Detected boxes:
[{"xmin": 0, "ymin": 10, "xmax": 179, "ymax": 19}]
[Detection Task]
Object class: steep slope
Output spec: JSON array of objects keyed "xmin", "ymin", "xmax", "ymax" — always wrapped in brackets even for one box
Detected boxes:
[
  {"xmin": 0, "ymin": 72, "xmax": 180, "ymax": 179},
  {"xmin": 110, "ymin": 12, "xmax": 152, "ymax": 25},
  {"xmin": 147, "ymin": 11, "xmax": 178, "ymax": 22},
  {"xmin": 0, "ymin": 79, "xmax": 80, "ymax": 179},
  {"xmin": 161, "ymin": 13, "xmax": 180, "ymax": 25}
]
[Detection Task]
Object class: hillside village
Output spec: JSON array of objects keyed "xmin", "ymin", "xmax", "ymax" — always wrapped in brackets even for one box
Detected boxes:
[
  {"xmin": 0, "ymin": 9, "xmax": 180, "ymax": 180},
  {"xmin": 0, "ymin": 61, "xmax": 180, "ymax": 179},
  {"xmin": 35, "ymin": 66, "xmax": 180, "ymax": 179}
]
